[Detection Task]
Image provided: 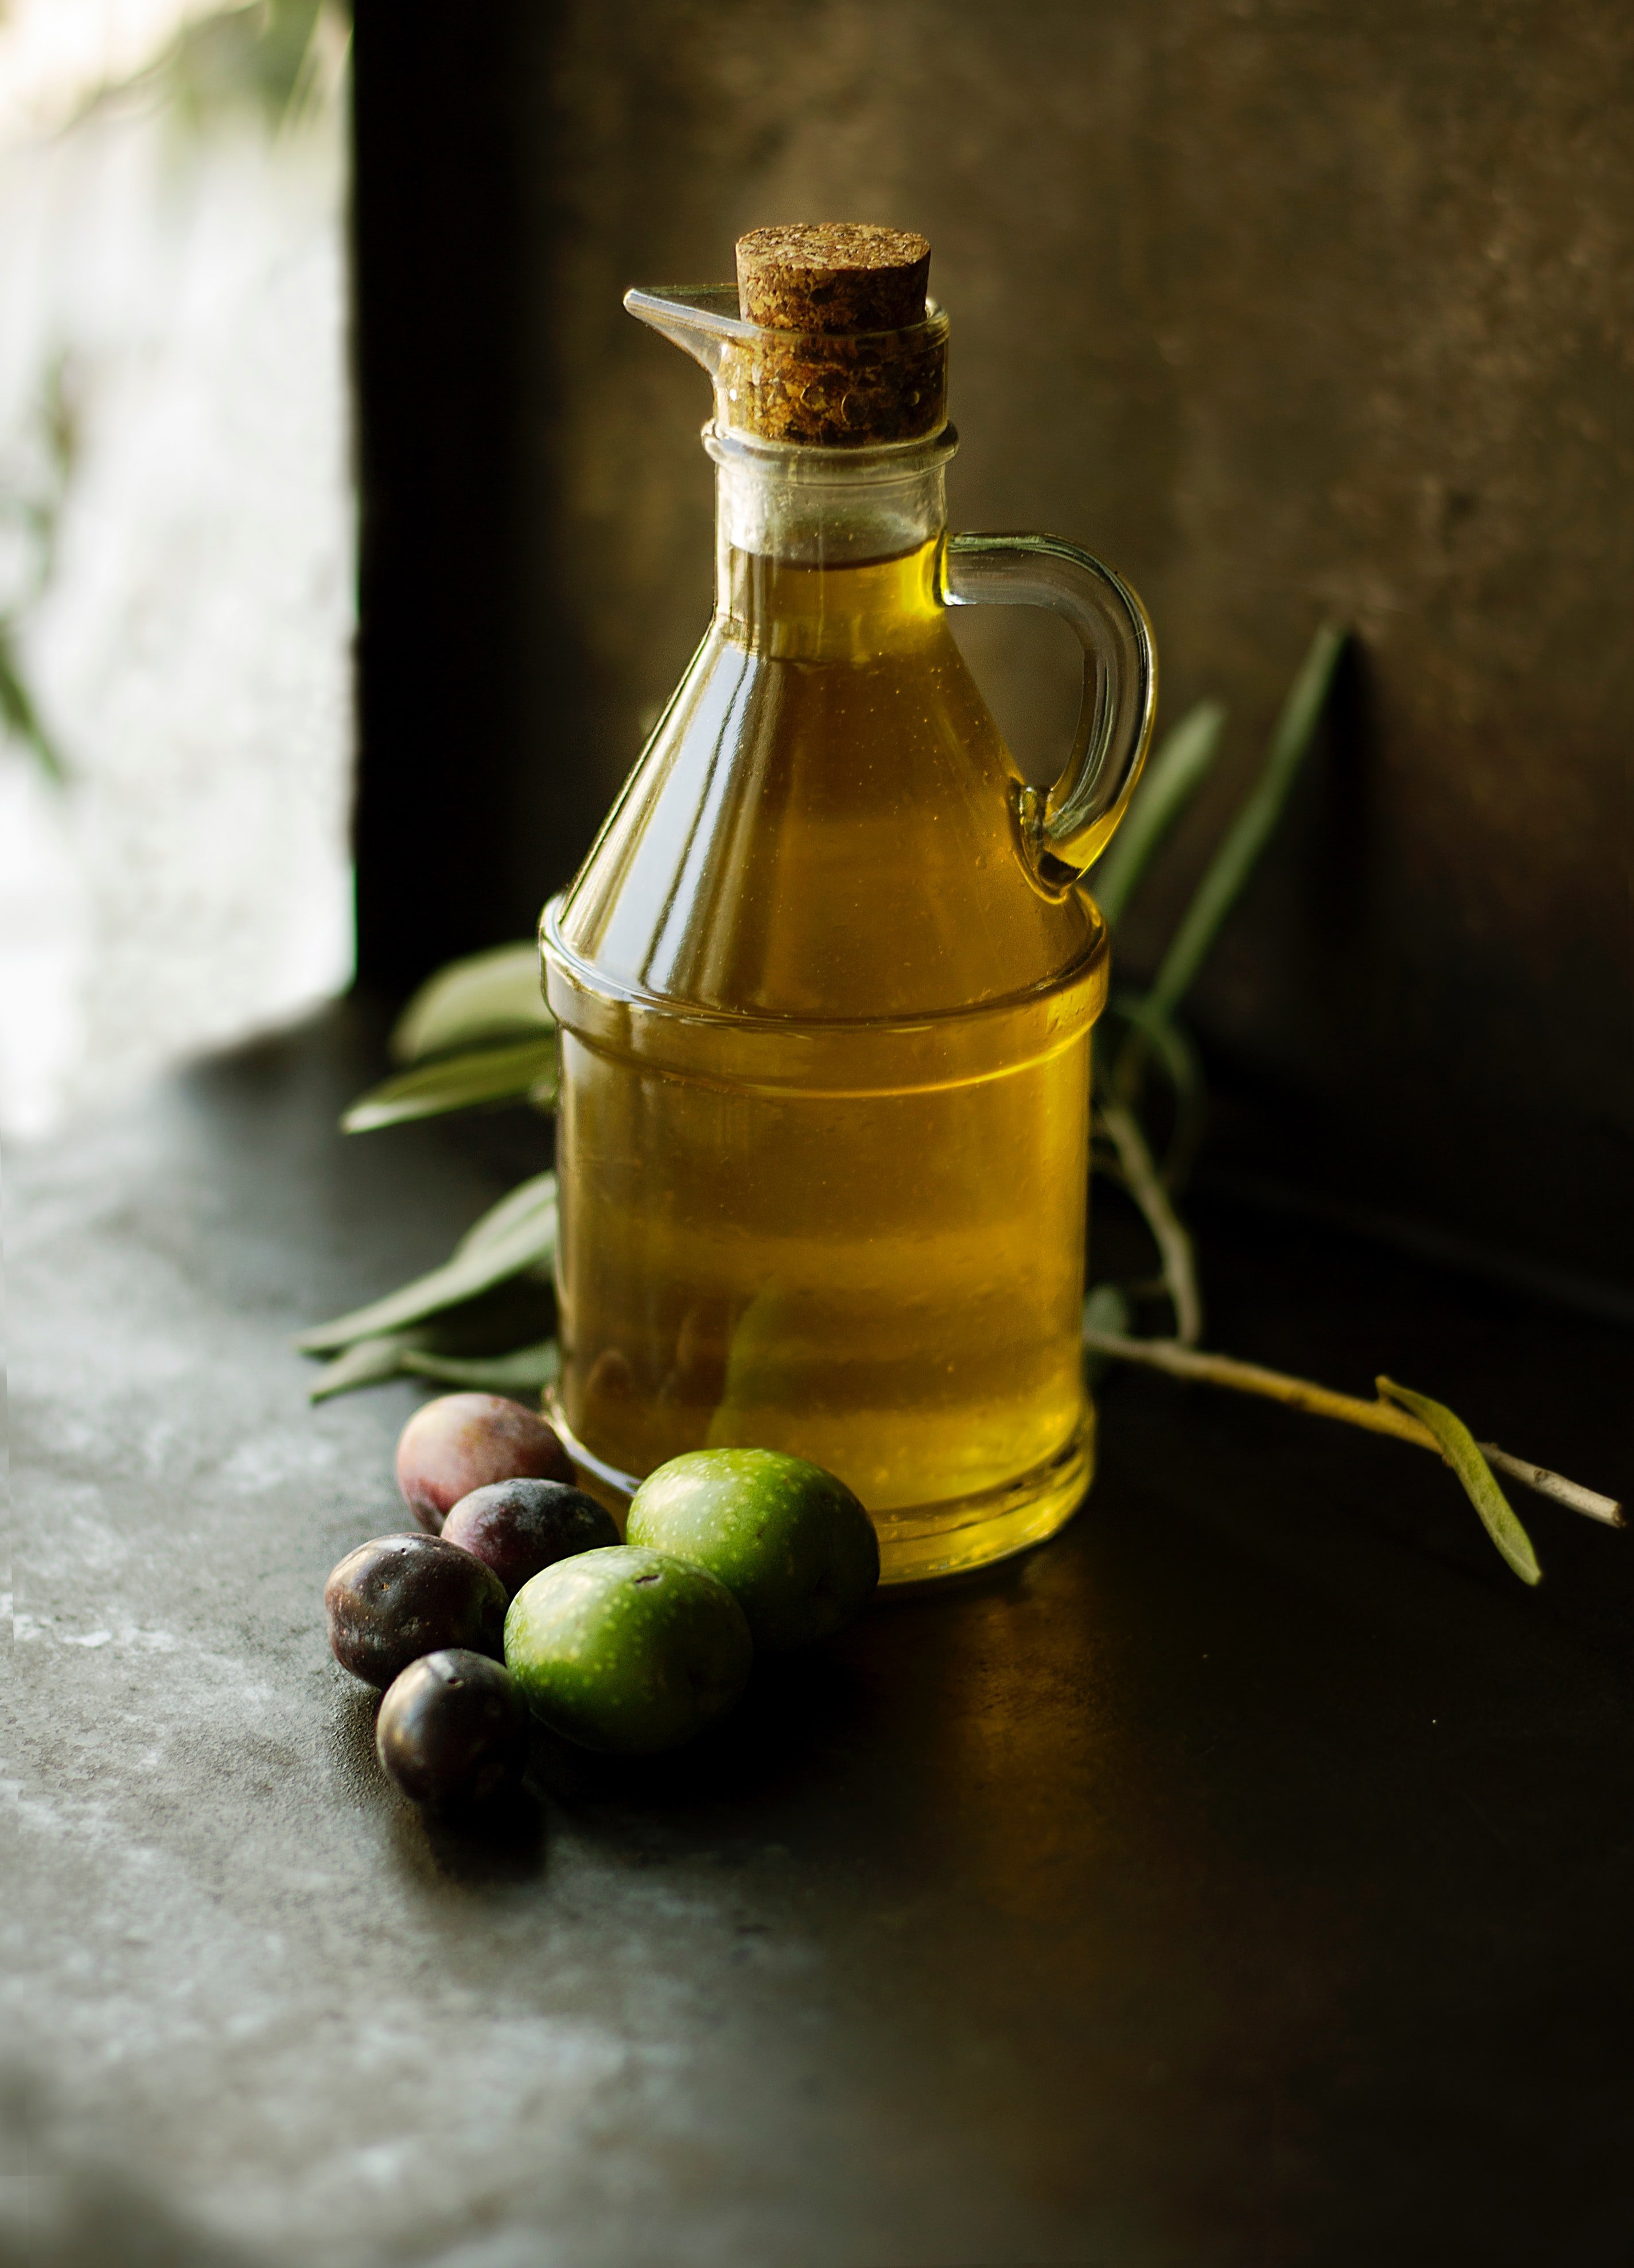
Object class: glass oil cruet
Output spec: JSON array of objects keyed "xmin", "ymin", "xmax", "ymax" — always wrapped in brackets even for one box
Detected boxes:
[{"xmin": 540, "ymin": 223, "xmax": 1156, "ymax": 1583}]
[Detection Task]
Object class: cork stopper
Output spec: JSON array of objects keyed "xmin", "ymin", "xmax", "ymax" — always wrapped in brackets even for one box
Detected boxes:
[
  {"xmin": 736, "ymin": 223, "xmax": 931, "ymax": 334},
  {"xmin": 722, "ymin": 220, "xmax": 944, "ymax": 448}
]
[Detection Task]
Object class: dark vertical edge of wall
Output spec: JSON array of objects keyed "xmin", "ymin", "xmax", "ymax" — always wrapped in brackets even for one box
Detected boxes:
[{"xmin": 351, "ymin": 0, "xmax": 556, "ymax": 999}]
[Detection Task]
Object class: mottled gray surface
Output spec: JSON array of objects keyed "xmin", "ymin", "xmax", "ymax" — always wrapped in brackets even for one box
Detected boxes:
[
  {"xmin": 499, "ymin": 0, "xmax": 1632, "ymax": 1284},
  {"xmin": 6, "ymin": 1012, "xmax": 1634, "ymax": 2266}
]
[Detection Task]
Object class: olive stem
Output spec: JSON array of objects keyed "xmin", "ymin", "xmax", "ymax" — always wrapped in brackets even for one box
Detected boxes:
[
  {"xmin": 1095, "ymin": 1097, "xmax": 1204, "ymax": 1346},
  {"xmin": 1081, "ymin": 1327, "xmax": 1623, "ymax": 1528}
]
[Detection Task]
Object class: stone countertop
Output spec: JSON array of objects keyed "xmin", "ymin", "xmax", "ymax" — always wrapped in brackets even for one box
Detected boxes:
[{"xmin": 7, "ymin": 1007, "xmax": 1633, "ymax": 2268}]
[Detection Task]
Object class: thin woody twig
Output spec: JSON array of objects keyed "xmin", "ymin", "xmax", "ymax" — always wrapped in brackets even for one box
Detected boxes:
[
  {"xmin": 1474, "ymin": 1444, "xmax": 1622, "ymax": 1528},
  {"xmin": 1095, "ymin": 1098, "xmax": 1204, "ymax": 1346},
  {"xmin": 1081, "ymin": 1327, "xmax": 1623, "ymax": 1528}
]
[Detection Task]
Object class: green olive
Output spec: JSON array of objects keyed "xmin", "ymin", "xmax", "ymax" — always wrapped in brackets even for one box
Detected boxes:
[
  {"xmin": 504, "ymin": 1547, "xmax": 750, "ymax": 1754},
  {"xmin": 627, "ymin": 1448, "xmax": 879, "ymax": 1652}
]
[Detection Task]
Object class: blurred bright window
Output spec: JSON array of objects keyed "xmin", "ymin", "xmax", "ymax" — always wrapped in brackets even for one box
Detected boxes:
[{"xmin": 0, "ymin": 0, "xmax": 353, "ymax": 1138}]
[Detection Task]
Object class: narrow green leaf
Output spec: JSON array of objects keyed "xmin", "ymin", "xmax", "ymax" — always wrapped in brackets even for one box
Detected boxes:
[
  {"xmin": 304, "ymin": 1272, "xmax": 558, "ymax": 1396},
  {"xmin": 341, "ymin": 1038, "xmax": 558, "ymax": 1133},
  {"xmin": 453, "ymin": 1172, "xmax": 557, "ymax": 1259},
  {"xmin": 308, "ymin": 1330, "xmax": 429, "ymax": 1401},
  {"xmin": 297, "ymin": 1201, "xmax": 558, "ymax": 1354},
  {"xmin": 390, "ymin": 942, "xmax": 554, "ymax": 1065},
  {"xmin": 0, "ymin": 623, "xmax": 67, "ymax": 782},
  {"xmin": 1142, "ymin": 622, "xmax": 1347, "ymax": 1024},
  {"xmin": 1377, "ymin": 1376, "xmax": 1543, "ymax": 1586},
  {"xmin": 402, "ymin": 1340, "xmax": 561, "ymax": 1395},
  {"xmin": 1092, "ymin": 700, "xmax": 1226, "ymax": 926}
]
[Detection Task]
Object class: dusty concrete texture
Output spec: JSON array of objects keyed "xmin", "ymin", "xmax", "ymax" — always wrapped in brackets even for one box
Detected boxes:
[
  {"xmin": 474, "ymin": 0, "xmax": 1629, "ymax": 1286},
  {"xmin": 6, "ymin": 1011, "xmax": 1634, "ymax": 2266}
]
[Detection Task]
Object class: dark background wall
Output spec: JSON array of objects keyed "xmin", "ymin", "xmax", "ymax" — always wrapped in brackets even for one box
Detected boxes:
[{"xmin": 353, "ymin": 0, "xmax": 1632, "ymax": 1296}]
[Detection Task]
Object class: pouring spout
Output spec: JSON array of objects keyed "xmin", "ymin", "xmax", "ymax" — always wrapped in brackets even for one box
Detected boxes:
[{"xmin": 623, "ymin": 284, "xmax": 748, "ymax": 383}]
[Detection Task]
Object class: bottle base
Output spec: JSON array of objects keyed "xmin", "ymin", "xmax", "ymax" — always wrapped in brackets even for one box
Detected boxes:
[
  {"xmin": 545, "ymin": 1397, "xmax": 1095, "ymax": 1589},
  {"xmin": 870, "ymin": 1406, "xmax": 1094, "ymax": 1585}
]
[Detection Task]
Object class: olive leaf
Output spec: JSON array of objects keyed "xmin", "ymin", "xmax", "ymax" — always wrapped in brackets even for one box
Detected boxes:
[
  {"xmin": 401, "ymin": 1340, "xmax": 561, "ymax": 1395},
  {"xmin": 297, "ymin": 1185, "xmax": 558, "ymax": 1354},
  {"xmin": 341, "ymin": 1037, "xmax": 558, "ymax": 1133},
  {"xmin": 0, "ymin": 626, "xmax": 67, "ymax": 783},
  {"xmin": 1377, "ymin": 1377, "xmax": 1543, "ymax": 1586},
  {"xmin": 389, "ymin": 941, "xmax": 554, "ymax": 1066},
  {"xmin": 305, "ymin": 1261, "xmax": 558, "ymax": 1400},
  {"xmin": 453, "ymin": 1171, "xmax": 558, "ymax": 1257},
  {"xmin": 1100, "ymin": 622, "xmax": 1347, "ymax": 1325},
  {"xmin": 308, "ymin": 1329, "xmax": 434, "ymax": 1401},
  {"xmin": 1092, "ymin": 698, "xmax": 1226, "ymax": 926},
  {"xmin": 1137, "ymin": 622, "xmax": 1346, "ymax": 1028}
]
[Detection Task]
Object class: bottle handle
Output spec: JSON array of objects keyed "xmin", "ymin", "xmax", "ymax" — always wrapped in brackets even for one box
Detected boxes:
[{"xmin": 942, "ymin": 531, "xmax": 1157, "ymax": 888}]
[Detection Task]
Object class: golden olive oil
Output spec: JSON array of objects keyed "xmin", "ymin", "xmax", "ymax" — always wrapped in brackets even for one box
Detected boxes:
[{"xmin": 545, "ymin": 538, "xmax": 1107, "ymax": 1582}]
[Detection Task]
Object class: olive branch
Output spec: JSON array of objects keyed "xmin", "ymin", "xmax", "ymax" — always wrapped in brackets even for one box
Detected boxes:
[{"xmin": 302, "ymin": 623, "xmax": 1621, "ymax": 1578}]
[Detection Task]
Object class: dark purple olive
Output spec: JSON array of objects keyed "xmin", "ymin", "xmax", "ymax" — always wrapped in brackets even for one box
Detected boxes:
[
  {"xmin": 395, "ymin": 1393, "xmax": 574, "ymax": 1532},
  {"xmin": 375, "ymin": 1649, "xmax": 531, "ymax": 1805},
  {"xmin": 440, "ymin": 1478, "xmax": 620, "ymax": 1597},
  {"xmin": 324, "ymin": 1534, "xmax": 507, "ymax": 1688}
]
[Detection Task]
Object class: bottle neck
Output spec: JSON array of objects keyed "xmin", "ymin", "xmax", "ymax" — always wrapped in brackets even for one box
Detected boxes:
[{"xmin": 709, "ymin": 424, "xmax": 956, "ymax": 650}]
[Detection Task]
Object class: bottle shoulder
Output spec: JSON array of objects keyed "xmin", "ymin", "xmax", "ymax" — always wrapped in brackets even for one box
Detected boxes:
[{"xmin": 555, "ymin": 616, "xmax": 1102, "ymax": 1023}]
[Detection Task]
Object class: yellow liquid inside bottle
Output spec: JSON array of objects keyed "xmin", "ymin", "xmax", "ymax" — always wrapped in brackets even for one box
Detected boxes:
[{"xmin": 545, "ymin": 535, "xmax": 1108, "ymax": 1582}]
